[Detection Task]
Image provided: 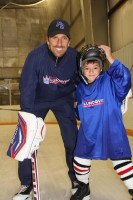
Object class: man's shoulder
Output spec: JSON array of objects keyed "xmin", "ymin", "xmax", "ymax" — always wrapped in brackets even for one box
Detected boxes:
[
  {"xmin": 67, "ymin": 47, "xmax": 78, "ymax": 56},
  {"xmin": 31, "ymin": 44, "xmax": 46, "ymax": 53},
  {"xmin": 27, "ymin": 44, "xmax": 47, "ymax": 59}
]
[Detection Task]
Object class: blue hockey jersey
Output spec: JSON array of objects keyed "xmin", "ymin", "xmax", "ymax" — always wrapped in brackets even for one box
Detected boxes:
[
  {"xmin": 19, "ymin": 44, "xmax": 78, "ymax": 112},
  {"xmin": 75, "ymin": 59, "xmax": 132, "ymax": 160}
]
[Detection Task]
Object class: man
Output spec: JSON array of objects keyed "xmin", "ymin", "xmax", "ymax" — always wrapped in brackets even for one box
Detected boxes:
[{"xmin": 13, "ymin": 19, "xmax": 79, "ymax": 200}]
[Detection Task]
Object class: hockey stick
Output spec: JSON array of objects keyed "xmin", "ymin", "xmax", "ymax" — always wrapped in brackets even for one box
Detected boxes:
[{"xmin": 31, "ymin": 150, "xmax": 40, "ymax": 200}]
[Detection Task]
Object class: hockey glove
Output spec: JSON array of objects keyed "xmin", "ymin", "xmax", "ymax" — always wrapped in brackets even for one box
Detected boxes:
[{"xmin": 7, "ymin": 111, "xmax": 46, "ymax": 161}]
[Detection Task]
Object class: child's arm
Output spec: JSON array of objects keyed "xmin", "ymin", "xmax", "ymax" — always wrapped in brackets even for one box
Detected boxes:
[{"xmin": 99, "ymin": 45, "xmax": 131, "ymax": 102}]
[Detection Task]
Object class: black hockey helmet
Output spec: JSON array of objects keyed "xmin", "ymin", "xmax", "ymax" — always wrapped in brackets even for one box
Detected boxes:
[{"xmin": 78, "ymin": 44, "xmax": 106, "ymax": 85}]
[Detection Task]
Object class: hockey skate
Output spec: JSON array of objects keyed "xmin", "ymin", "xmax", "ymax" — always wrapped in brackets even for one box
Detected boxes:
[
  {"xmin": 72, "ymin": 180, "xmax": 80, "ymax": 194},
  {"xmin": 128, "ymin": 189, "xmax": 133, "ymax": 200},
  {"xmin": 70, "ymin": 181, "xmax": 90, "ymax": 200},
  {"xmin": 13, "ymin": 185, "xmax": 33, "ymax": 200}
]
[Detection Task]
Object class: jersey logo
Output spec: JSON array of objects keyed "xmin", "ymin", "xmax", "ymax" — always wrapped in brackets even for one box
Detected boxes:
[
  {"xmin": 82, "ymin": 99, "xmax": 104, "ymax": 108},
  {"xmin": 56, "ymin": 21, "xmax": 65, "ymax": 29},
  {"xmin": 43, "ymin": 75, "xmax": 69, "ymax": 85}
]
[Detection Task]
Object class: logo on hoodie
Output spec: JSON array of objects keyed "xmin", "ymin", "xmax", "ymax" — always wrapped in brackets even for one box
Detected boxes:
[
  {"xmin": 82, "ymin": 99, "xmax": 104, "ymax": 108},
  {"xmin": 43, "ymin": 75, "xmax": 69, "ymax": 85}
]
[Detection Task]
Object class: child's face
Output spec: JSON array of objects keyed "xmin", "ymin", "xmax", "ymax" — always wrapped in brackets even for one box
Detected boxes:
[{"xmin": 83, "ymin": 61, "xmax": 102, "ymax": 83}]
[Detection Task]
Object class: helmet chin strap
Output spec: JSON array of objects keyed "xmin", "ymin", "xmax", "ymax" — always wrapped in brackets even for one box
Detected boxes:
[
  {"xmin": 79, "ymin": 73, "xmax": 96, "ymax": 86},
  {"xmin": 79, "ymin": 71, "xmax": 88, "ymax": 85}
]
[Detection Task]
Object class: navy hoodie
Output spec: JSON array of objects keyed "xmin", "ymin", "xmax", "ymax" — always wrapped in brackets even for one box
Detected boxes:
[{"xmin": 20, "ymin": 44, "xmax": 78, "ymax": 112}]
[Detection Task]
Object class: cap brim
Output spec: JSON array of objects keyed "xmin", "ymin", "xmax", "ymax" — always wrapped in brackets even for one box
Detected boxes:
[{"xmin": 48, "ymin": 30, "xmax": 70, "ymax": 39}]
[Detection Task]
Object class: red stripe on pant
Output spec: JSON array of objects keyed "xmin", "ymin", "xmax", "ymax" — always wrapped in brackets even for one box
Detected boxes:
[
  {"xmin": 74, "ymin": 165, "xmax": 89, "ymax": 173},
  {"xmin": 118, "ymin": 166, "xmax": 133, "ymax": 176}
]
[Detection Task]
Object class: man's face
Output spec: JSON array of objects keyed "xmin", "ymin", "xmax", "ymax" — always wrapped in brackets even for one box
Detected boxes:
[{"xmin": 47, "ymin": 34, "xmax": 70, "ymax": 58}]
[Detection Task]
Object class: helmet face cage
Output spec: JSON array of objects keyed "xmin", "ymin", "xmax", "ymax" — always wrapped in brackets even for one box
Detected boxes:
[
  {"xmin": 79, "ymin": 44, "xmax": 106, "ymax": 85},
  {"xmin": 80, "ymin": 44, "xmax": 106, "ymax": 69}
]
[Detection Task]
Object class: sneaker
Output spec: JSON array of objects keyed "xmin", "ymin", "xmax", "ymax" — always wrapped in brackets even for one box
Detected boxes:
[
  {"xmin": 72, "ymin": 180, "xmax": 80, "ymax": 194},
  {"xmin": 13, "ymin": 185, "xmax": 33, "ymax": 200},
  {"xmin": 70, "ymin": 181, "xmax": 90, "ymax": 200}
]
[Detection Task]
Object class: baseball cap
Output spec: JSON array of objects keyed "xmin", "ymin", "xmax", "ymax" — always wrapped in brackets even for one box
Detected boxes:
[{"xmin": 47, "ymin": 19, "xmax": 70, "ymax": 39}]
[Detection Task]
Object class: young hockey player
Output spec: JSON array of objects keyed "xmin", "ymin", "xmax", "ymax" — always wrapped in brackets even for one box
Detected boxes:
[
  {"xmin": 12, "ymin": 19, "xmax": 79, "ymax": 200},
  {"xmin": 70, "ymin": 44, "xmax": 133, "ymax": 200}
]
